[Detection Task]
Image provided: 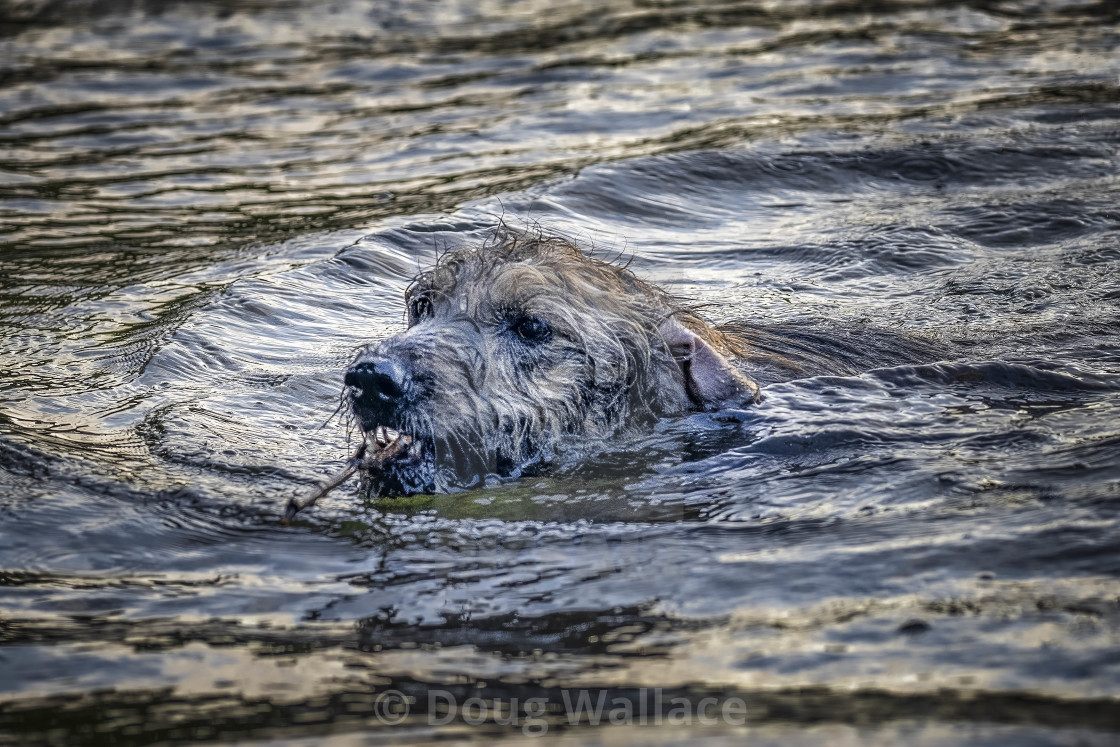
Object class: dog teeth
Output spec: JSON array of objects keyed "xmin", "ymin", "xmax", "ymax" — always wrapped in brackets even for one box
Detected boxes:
[
  {"xmin": 363, "ymin": 425, "xmax": 422, "ymax": 468},
  {"xmin": 373, "ymin": 426, "xmax": 413, "ymax": 450}
]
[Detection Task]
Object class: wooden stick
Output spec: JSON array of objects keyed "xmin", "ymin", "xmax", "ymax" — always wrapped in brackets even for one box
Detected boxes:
[{"xmin": 282, "ymin": 442, "xmax": 367, "ymax": 524}]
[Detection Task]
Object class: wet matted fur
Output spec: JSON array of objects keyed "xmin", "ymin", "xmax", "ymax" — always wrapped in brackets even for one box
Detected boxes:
[{"xmin": 344, "ymin": 230, "xmax": 762, "ymax": 496}]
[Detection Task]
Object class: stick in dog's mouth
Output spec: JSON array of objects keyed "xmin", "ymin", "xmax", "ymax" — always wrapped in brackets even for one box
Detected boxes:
[
  {"xmin": 281, "ymin": 425, "xmax": 424, "ymax": 522},
  {"xmin": 281, "ymin": 441, "xmax": 367, "ymax": 524},
  {"xmin": 371, "ymin": 426, "xmax": 417, "ymax": 458}
]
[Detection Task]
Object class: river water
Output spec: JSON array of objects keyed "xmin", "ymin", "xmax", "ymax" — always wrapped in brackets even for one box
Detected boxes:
[{"xmin": 2, "ymin": 1, "xmax": 1119, "ymax": 744}]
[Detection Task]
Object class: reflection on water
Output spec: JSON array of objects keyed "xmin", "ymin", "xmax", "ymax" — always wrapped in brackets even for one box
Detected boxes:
[{"xmin": 1, "ymin": 0, "xmax": 1119, "ymax": 744}]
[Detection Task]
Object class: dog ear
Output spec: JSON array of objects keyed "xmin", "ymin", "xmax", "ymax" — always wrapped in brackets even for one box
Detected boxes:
[{"xmin": 659, "ymin": 318, "xmax": 761, "ymax": 409}]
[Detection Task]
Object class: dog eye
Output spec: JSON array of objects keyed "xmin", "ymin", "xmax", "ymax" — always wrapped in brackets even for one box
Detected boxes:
[
  {"xmin": 511, "ymin": 315, "xmax": 551, "ymax": 344},
  {"xmin": 409, "ymin": 296, "xmax": 433, "ymax": 323}
]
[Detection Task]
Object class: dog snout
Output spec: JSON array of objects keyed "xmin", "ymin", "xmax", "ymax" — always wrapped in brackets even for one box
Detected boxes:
[{"xmin": 345, "ymin": 353, "xmax": 410, "ymax": 410}]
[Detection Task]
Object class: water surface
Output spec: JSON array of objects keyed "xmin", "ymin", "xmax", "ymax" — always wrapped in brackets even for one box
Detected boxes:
[{"xmin": 2, "ymin": 0, "xmax": 1120, "ymax": 744}]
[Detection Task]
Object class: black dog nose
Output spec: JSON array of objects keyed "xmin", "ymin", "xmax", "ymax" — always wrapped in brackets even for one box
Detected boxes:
[{"xmin": 345, "ymin": 356, "xmax": 409, "ymax": 402}]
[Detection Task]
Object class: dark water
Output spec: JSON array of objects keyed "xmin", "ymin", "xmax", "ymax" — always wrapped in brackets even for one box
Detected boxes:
[{"xmin": 2, "ymin": 0, "xmax": 1120, "ymax": 744}]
